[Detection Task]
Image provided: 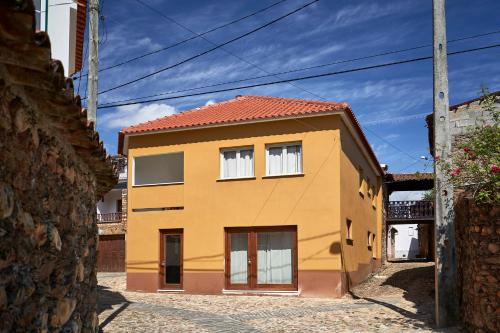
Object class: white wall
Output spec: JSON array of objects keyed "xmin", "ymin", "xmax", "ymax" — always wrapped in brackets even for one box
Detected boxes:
[
  {"xmin": 97, "ymin": 189, "xmax": 122, "ymax": 214},
  {"xmin": 392, "ymin": 224, "xmax": 419, "ymax": 259},
  {"xmin": 39, "ymin": 0, "xmax": 78, "ymax": 76}
]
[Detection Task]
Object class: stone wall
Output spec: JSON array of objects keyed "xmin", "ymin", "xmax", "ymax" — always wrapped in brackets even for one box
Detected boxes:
[
  {"xmin": 0, "ymin": 1, "xmax": 116, "ymax": 332},
  {"xmin": 455, "ymin": 194, "xmax": 499, "ymax": 333}
]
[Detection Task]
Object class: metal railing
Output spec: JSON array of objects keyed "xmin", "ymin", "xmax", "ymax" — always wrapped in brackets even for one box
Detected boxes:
[
  {"xmin": 97, "ymin": 212, "xmax": 122, "ymax": 223},
  {"xmin": 387, "ymin": 201, "xmax": 434, "ymax": 220}
]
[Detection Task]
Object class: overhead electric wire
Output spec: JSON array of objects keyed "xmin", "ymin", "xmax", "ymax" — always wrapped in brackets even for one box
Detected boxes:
[
  {"xmin": 74, "ymin": 0, "xmax": 290, "ymax": 79},
  {"xmin": 97, "ymin": 42, "xmax": 500, "ymax": 109},
  {"xmin": 119, "ymin": 0, "xmax": 422, "ymax": 162},
  {"xmin": 98, "ymin": 29, "xmax": 500, "ymax": 107},
  {"xmin": 92, "ymin": 0, "xmax": 320, "ymax": 97},
  {"xmin": 132, "ymin": 0, "xmax": 324, "ymax": 107}
]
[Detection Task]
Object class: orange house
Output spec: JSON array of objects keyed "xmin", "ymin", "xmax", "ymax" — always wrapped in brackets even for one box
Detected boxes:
[{"xmin": 118, "ymin": 95, "xmax": 384, "ymax": 297}]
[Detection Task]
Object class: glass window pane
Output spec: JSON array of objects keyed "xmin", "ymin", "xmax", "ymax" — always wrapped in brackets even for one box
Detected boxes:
[
  {"xmin": 134, "ymin": 153, "xmax": 184, "ymax": 185},
  {"xmin": 230, "ymin": 233, "xmax": 248, "ymax": 284},
  {"xmin": 268, "ymin": 147, "xmax": 283, "ymax": 175},
  {"xmin": 223, "ymin": 151, "xmax": 237, "ymax": 178},
  {"xmin": 165, "ymin": 235, "xmax": 181, "ymax": 284},
  {"xmin": 286, "ymin": 145, "xmax": 301, "ymax": 174},
  {"xmin": 238, "ymin": 149, "xmax": 253, "ymax": 177},
  {"xmin": 257, "ymin": 231, "xmax": 293, "ymax": 284}
]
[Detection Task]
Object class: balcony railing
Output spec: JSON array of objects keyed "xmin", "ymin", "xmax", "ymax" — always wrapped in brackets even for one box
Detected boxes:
[
  {"xmin": 97, "ymin": 212, "xmax": 122, "ymax": 223},
  {"xmin": 387, "ymin": 201, "xmax": 434, "ymax": 221}
]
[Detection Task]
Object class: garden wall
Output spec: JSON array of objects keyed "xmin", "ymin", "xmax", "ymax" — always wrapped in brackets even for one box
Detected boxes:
[
  {"xmin": 0, "ymin": 1, "xmax": 116, "ymax": 331},
  {"xmin": 455, "ymin": 194, "xmax": 499, "ymax": 333}
]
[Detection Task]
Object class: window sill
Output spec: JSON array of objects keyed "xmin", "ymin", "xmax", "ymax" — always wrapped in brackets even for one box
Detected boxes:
[
  {"xmin": 132, "ymin": 182, "xmax": 184, "ymax": 188},
  {"xmin": 262, "ymin": 173, "xmax": 304, "ymax": 179},
  {"xmin": 217, "ymin": 177, "xmax": 256, "ymax": 182}
]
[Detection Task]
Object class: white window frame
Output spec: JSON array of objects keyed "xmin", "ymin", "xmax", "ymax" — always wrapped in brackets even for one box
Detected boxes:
[
  {"xmin": 265, "ymin": 142, "xmax": 303, "ymax": 176},
  {"xmin": 132, "ymin": 152, "xmax": 184, "ymax": 187},
  {"xmin": 219, "ymin": 146, "xmax": 255, "ymax": 180}
]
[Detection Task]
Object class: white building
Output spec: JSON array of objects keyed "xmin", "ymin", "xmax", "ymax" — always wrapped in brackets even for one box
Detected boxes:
[
  {"xmin": 97, "ymin": 156, "xmax": 127, "ymax": 222},
  {"xmin": 34, "ymin": 0, "xmax": 86, "ymax": 76},
  {"xmin": 388, "ymin": 224, "xmax": 420, "ymax": 260}
]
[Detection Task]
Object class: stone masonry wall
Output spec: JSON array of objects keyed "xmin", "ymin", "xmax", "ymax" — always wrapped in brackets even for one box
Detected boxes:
[
  {"xmin": 455, "ymin": 194, "xmax": 499, "ymax": 333},
  {"xmin": 450, "ymin": 94, "xmax": 499, "ymax": 149},
  {"xmin": 0, "ymin": 1, "xmax": 116, "ymax": 332}
]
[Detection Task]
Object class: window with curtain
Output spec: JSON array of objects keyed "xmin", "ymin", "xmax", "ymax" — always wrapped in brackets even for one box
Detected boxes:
[
  {"xmin": 230, "ymin": 233, "xmax": 248, "ymax": 284},
  {"xmin": 266, "ymin": 143, "xmax": 302, "ymax": 176},
  {"xmin": 220, "ymin": 148, "xmax": 254, "ymax": 179},
  {"xmin": 257, "ymin": 231, "xmax": 294, "ymax": 284}
]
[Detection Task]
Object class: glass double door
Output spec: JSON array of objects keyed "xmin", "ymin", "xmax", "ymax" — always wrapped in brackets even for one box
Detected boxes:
[{"xmin": 225, "ymin": 227, "xmax": 297, "ymax": 290}]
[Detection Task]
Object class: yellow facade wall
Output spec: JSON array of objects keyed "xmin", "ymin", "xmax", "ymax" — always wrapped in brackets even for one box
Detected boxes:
[
  {"xmin": 124, "ymin": 114, "xmax": 382, "ymax": 296},
  {"xmin": 339, "ymin": 122, "xmax": 383, "ymax": 285}
]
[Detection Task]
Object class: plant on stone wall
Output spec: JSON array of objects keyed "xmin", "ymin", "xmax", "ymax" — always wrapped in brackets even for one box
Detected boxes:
[{"xmin": 439, "ymin": 87, "xmax": 500, "ymax": 205}]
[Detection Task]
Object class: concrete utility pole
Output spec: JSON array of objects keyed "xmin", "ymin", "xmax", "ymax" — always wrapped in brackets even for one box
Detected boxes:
[
  {"xmin": 432, "ymin": 0, "xmax": 459, "ymax": 327},
  {"xmin": 87, "ymin": 0, "xmax": 99, "ymax": 123}
]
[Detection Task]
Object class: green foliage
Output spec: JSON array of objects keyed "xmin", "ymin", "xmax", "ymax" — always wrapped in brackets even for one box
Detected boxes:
[
  {"xmin": 438, "ymin": 87, "xmax": 500, "ymax": 205},
  {"xmin": 421, "ymin": 189, "xmax": 435, "ymax": 201}
]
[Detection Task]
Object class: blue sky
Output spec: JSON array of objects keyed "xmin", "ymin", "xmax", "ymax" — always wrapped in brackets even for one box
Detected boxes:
[{"xmin": 77, "ymin": 0, "xmax": 500, "ymax": 175}]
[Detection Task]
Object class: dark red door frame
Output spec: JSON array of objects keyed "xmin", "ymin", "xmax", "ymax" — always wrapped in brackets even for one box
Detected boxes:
[
  {"xmin": 224, "ymin": 226, "xmax": 298, "ymax": 291},
  {"xmin": 159, "ymin": 229, "xmax": 183, "ymax": 290}
]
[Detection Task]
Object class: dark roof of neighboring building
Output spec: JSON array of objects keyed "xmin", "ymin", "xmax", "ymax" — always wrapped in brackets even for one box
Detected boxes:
[
  {"xmin": 384, "ymin": 172, "xmax": 434, "ymax": 193},
  {"xmin": 74, "ymin": 0, "xmax": 87, "ymax": 74},
  {"xmin": 118, "ymin": 95, "xmax": 382, "ymax": 174},
  {"xmin": 449, "ymin": 90, "xmax": 500, "ymax": 111},
  {"xmin": 386, "ymin": 173, "xmax": 434, "ymax": 182}
]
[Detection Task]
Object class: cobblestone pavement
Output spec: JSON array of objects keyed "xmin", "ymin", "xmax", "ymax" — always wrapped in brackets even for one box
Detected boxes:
[{"xmin": 98, "ymin": 263, "xmax": 460, "ymax": 332}]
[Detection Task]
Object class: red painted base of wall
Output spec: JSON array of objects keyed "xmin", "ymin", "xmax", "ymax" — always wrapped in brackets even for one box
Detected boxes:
[{"xmin": 127, "ymin": 270, "xmax": 347, "ymax": 297}]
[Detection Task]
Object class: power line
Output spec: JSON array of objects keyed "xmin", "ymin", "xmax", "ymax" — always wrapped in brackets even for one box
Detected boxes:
[
  {"xmin": 132, "ymin": 0, "xmax": 325, "ymax": 106},
  {"xmin": 132, "ymin": 0, "xmax": 427, "ymax": 162},
  {"xmin": 93, "ymin": 0, "xmax": 319, "ymax": 97},
  {"xmin": 362, "ymin": 126, "xmax": 420, "ymax": 162},
  {"xmin": 97, "ymin": 43, "xmax": 500, "ymax": 109},
  {"xmin": 97, "ymin": 29, "xmax": 500, "ymax": 107},
  {"xmin": 74, "ymin": 0, "xmax": 290, "ymax": 79}
]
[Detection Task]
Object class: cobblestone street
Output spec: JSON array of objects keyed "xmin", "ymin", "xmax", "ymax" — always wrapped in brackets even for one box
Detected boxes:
[{"xmin": 98, "ymin": 262, "xmax": 459, "ymax": 332}]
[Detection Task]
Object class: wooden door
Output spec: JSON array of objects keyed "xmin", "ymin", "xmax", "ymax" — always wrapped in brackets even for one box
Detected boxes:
[
  {"xmin": 159, "ymin": 229, "xmax": 183, "ymax": 289},
  {"xmin": 97, "ymin": 234, "xmax": 125, "ymax": 272}
]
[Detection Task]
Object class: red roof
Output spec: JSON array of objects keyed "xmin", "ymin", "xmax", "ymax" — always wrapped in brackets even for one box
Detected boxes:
[
  {"xmin": 121, "ymin": 95, "xmax": 349, "ymax": 134},
  {"xmin": 118, "ymin": 95, "xmax": 382, "ymax": 174}
]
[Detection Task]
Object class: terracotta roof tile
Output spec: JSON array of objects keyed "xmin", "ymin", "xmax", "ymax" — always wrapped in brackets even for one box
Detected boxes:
[
  {"xmin": 386, "ymin": 173, "xmax": 434, "ymax": 182},
  {"xmin": 122, "ymin": 95, "xmax": 349, "ymax": 134}
]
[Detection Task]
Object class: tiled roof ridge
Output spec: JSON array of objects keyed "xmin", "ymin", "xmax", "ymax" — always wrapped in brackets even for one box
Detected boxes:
[
  {"xmin": 123, "ymin": 95, "xmax": 349, "ymax": 133},
  {"xmin": 0, "ymin": 0, "xmax": 117, "ymax": 196},
  {"xmin": 240, "ymin": 94, "xmax": 350, "ymax": 107}
]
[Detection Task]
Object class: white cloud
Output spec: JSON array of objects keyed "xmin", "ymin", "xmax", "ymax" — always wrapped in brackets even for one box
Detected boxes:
[
  {"xmin": 205, "ymin": 99, "xmax": 216, "ymax": 106},
  {"xmin": 99, "ymin": 103, "xmax": 177, "ymax": 129},
  {"xmin": 363, "ymin": 113, "xmax": 429, "ymax": 126},
  {"xmin": 390, "ymin": 191, "xmax": 427, "ymax": 201}
]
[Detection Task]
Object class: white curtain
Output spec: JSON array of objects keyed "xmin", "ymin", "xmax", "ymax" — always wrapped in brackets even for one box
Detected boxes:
[
  {"xmin": 286, "ymin": 145, "xmax": 301, "ymax": 174},
  {"xmin": 223, "ymin": 151, "xmax": 237, "ymax": 178},
  {"xmin": 230, "ymin": 233, "xmax": 248, "ymax": 284},
  {"xmin": 268, "ymin": 147, "xmax": 283, "ymax": 175},
  {"xmin": 239, "ymin": 149, "xmax": 253, "ymax": 177},
  {"xmin": 257, "ymin": 231, "xmax": 293, "ymax": 284}
]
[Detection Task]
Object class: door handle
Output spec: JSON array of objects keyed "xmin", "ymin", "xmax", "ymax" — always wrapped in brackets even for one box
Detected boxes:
[{"xmin": 248, "ymin": 260, "xmax": 252, "ymax": 264}]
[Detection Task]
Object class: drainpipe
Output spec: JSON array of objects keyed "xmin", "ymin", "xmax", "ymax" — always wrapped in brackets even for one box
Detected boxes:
[{"xmin": 44, "ymin": 0, "xmax": 49, "ymax": 31}]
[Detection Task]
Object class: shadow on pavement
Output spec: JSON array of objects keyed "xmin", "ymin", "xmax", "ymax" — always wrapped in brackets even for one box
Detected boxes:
[
  {"xmin": 353, "ymin": 264, "xmax": 437, "ymax": 328},
  {"xmin": 98, "ymin": 285, "xmax": 131, "ymax": 331}
]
